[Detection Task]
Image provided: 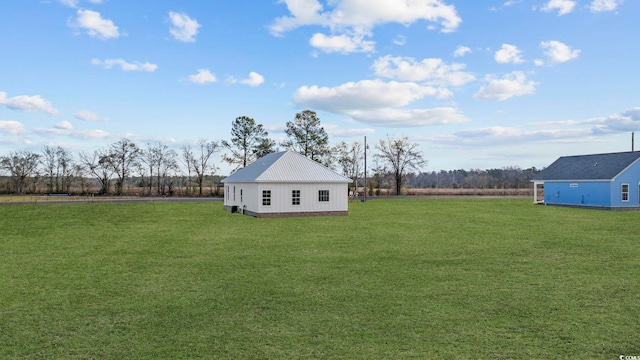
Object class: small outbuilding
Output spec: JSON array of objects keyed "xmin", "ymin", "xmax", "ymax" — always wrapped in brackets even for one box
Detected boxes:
[
  {"xmin": 221, "ymin": 150, "xmax": 351, "ymax": 217},
  {"xmin": 531, "ymin": 151, "xmax": 640, "ymax": 209}
]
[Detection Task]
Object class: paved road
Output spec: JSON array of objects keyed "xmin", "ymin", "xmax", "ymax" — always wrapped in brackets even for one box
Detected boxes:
[{"xmin": 0, "ymin": 197, "xmax": 224, "ymax": 205}]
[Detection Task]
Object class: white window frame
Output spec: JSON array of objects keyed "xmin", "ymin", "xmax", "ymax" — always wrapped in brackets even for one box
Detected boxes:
[
  {"xmin": 292, "ymin": 190, "xmax": 300, "ymax": 205},
  {"xmin": 262, "ymin": 190, "xmax": 271, "ymax": 206},
  {"xmin": 622, "ymin": 183, "xmax": 629, "ymax": 202},
  {"xmin": 318, "ymin": 190, "xmax": 329, "ymax": 202}
]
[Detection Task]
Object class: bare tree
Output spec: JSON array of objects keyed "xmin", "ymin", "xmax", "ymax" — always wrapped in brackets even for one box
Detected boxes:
[
  {"xmin": 139, "ymin": 142, "xmax": 175, "ymax": 196},
  {"xmin": 375, "ymin": 135, "xmax": 427, "ymax": 196},
  {"xmin": 41, "ymin": 146, "xmax": 58, "ymax": 194},
  {"xmin": 72, "ymin": 163, "xmax": 88, "ymax": 194},
  {"xmin": 133, "ymin": 158, "xmax": 149, "ymax": 195},
  {"xmin": 180, "ymin": 145, "xmax": 195, "ymax": 196},
  {"xmin": 182, "ymin": 139, "xmax": 220, "ymax": 196},
  {"xmin": 79, "ymin": 150, "xmax": 114, "ymax": 195},
  {"xmin": 140, "ymin": 143, "xmax": 161, "ymax": 196},
  {"xmin": 41, "ymin": 146, "xmax": 74, "ymax": 193},
  {"xmin": 157, "ymin": 146, "xmax": 178, "ymax": 196},
  {"xmin": 101, "ymin": 139, "xmax": 140, "ymax": 195},
  {"xmin": 0, "ymin": 150, "xmax": 41, "ymax": 194},
  {"xmin": 336, "ymin": 141, "xmax": 363, "ymax": 194}
]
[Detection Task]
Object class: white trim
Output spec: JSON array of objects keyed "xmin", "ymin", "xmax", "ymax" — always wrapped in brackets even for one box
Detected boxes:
[
  {"xmin": 533, "ymin": 181, "xmax": 544, "ymax": 204},
  {"xmin": 612, "ymin": 157, "xmax": 640, "ymax": 182},
  {"xmin": 621, "ymin": 183, "xmax": 630, "ymax": 202}
]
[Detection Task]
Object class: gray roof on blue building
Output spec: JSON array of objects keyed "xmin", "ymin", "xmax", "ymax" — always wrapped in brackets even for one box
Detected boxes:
[
  {"xmin": 221, "ymin": 150, "xmax": 351, "ymax": 183},
  {"xmin": 532, "ymin": 151, "xmax": 640, "ymax": 181}
]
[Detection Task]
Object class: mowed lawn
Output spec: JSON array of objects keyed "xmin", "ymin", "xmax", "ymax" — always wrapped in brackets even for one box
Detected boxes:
[{"xmin": 1, "ymin": 199, "xmax": 639, "ymax": 359}]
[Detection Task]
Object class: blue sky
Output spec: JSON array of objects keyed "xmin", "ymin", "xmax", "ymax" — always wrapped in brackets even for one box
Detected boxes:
[{"xmin": 1, "ymin": 0, "xmax": 638, "ymax": 175}]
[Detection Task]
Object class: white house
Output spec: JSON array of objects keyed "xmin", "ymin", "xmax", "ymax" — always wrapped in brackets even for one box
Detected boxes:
[{"xmin": 221, "ymin": 150, "xmax": 351, "ymax": 217}]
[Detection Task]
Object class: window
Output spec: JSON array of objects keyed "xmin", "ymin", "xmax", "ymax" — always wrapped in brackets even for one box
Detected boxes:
[
  {"xmin": 622, "ymin": 183, "xmax": 629, "ymax": 202},
  {"xmin": 240, "ymin": 189, "xmax": 243, "ymax": 202},
  {"xmin": 233, "ymin": 186, "xmax": 236, "ymax": 201},
  {"xmin": 318, "ymin": 190, "xmax": 329, "ymax": 202},
  {"xmin": 262, "ymin": 190, "xmax": 271, "ymax": 206},
  {"xmin": 292, "ymin": 190, "xmax": 300, "ymax": 205}
]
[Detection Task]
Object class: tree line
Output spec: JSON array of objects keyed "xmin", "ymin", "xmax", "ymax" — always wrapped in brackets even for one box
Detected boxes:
[
  {"xmin": 0, "ymin": 109, "xmax": 538, "ymax": 196},
  {"xmin": 404, "ymin": 167, "xmax": 541, "ymax": 190}
]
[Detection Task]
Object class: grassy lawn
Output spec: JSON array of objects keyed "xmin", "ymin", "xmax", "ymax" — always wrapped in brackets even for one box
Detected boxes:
[{"xmin": 1, "ymin": 199, "xmax": 639, "ymax": 359}]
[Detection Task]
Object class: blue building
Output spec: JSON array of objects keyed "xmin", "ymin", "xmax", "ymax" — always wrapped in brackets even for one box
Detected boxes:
[{"xmin": 531, "ymin": 151, "xmax": 640, "ymax": 209}]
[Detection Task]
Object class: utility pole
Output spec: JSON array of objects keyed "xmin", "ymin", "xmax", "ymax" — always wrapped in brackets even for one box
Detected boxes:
[{"xmin": 364, "ymin": 136, "xmax": 367, "ymax": 202}]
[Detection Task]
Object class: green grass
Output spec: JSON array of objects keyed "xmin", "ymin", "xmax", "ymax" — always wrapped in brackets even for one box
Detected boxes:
[{"xmin": 1, "ymin": 199, "xmax": 639, "ymax": 359}]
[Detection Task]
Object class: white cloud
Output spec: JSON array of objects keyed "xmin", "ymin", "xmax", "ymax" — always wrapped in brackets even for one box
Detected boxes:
[
  {"xmin": 270, "ymin": 0, "xmax": 461, "ymax": 53},
  {"xmin": 188, "ymin": 69, "xmax": 217, "ymax": 84},
  {"xmin": 71, "ymin": 9, "xmax": 119, "ymax": 40},
  {"xmin": 426, "ymin": 123, "xmax": 595, "ymax": 148},
  {"xmin": 293, "ymin": 79, "xmax": 466, "ymax": 127},
  {"xmin": 455, "ymin": 126, "xmax": 524, "ymax": 139},
  {"xmin": 309, "ymin": 32, "xmax": 376, "ymax": 53},
  {"xmin": 75, "ymin": 129, "xmax": 111, "ymax": 139},
  {"xmin": 453, "ymin": 46, "xmax": 471, "ymax": 57},
  {"xmin": 324, "ymin": 126, "xmax": 375, "ymax": 137},
  {"xmin": 410, "ymin": 108, "xmax": 640, "ymax": 157},
  {"xmin": 240, "ymin": 72, "xmax": 265, "ymax": 87},
  {"xmin": 0, "ymin": 91, "xmax": 60, "ymax": 115},
  {"xmin": 455, "ymin": 107, "xmax": 640, "ymax": 145},
  {"xmin": 272, "ymin": 0, "xmax": 461, "ymax": 33},
  {"xmin": 541, "ymin": 0, "xmax": 576, "ymax": 15},
  {"xmin": 91, "ymin": 58, "xmax": 158, "ymax": 72},
  {"xmin": 0, "ymin": 121, "xmax": 26, "ymax": 135},
  {"xmin": 473, "ymin": 71, "xmax": 537, "ymax": 101},
  {"xmin": 59, "ymin": 0, "xmax": 80, "ymax": 7},
  {"xmin": 55, "ymin": 121, "xmax": 74, "ymax": 130},
  {"xmin": 504, "ymin": 0, "xmax": 523, "ymax": 6},
  {"xmin": 495, "ymin": 44, "xmax": 524, "ymax": 64},
  {"xmin": 348, "ymin": 107, "xmax": 468, "ymax": 127},
  {"xmin": 537, "ymin": 40, "xmax": 580, "ymax": 65},
  {"xmin": 34, "ymin": 125, "xmax": 112, "ymax": 140},
  {"xmin": 269, "ymin": 0, "xmax": 327, "ymax": 35},
  {"xmin": 589, "ymin": 0, "xmax": 623, "ymax": 12},
  {"xmin": 227, "ymin": 72, "xmax": 265, "ymax": 87},
  {"xmin": 59, "ymin": 0, "xmax": 103, "ymax": 7},
  {"xmin": 536, "ymin": 107, "xmax": 640, "ymax": 135},
  {"xmin": 75, "ymin": 110, "xmax": 108, "ymax": 121},
  {"xmin": 372, "ymin": 55, "xmax": 475, "ymax": 87},
  {"xmin": 392, "ymin": 35, "xmax": 406, "ymax": 46},
  {"xmin": 294, "ymin": 79, "xmax": 446, "ymax": 113},
  {"xmin": 489, "ymin": 0, "xmax": 523, "ymax": 11},
  {"xmin": 169, "ymin": 11, "xmax": 200, "ymax": 43}
]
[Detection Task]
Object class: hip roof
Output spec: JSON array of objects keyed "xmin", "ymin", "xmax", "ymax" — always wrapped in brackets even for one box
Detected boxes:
[{"xmin": 221, "ymin": 150, "xmax": 351, "ymax": 183}]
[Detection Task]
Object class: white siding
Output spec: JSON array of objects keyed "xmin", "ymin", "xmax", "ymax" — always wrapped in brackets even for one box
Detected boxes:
[
  {"xmin": 224, "ymin": 183, "xmax": 260, "ymax": 214},
  {"xmin": 257, "ymin": 182, "xmax": 347, "ymax": 214}
]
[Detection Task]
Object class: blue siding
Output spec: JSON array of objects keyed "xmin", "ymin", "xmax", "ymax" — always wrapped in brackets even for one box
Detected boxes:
[
  {"xmin": 535, "ymin": 153, "xmax": 640, "ymax": 209},
  {"xmin": 544, "ymin": 181, "xmax": 611, "ymax": 207},
  {"xmin": 611, "ymin": 159, "xmax": 640, "ymax": 207}
]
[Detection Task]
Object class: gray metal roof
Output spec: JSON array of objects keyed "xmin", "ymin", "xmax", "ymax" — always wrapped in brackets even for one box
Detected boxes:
[
  {"xmin": 531, "ymin": 151, "xmax": 640, "ymax": 181},
  {"xmin": 221, "ymin": 150, "xmax": 351, "ymax": 183}
]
